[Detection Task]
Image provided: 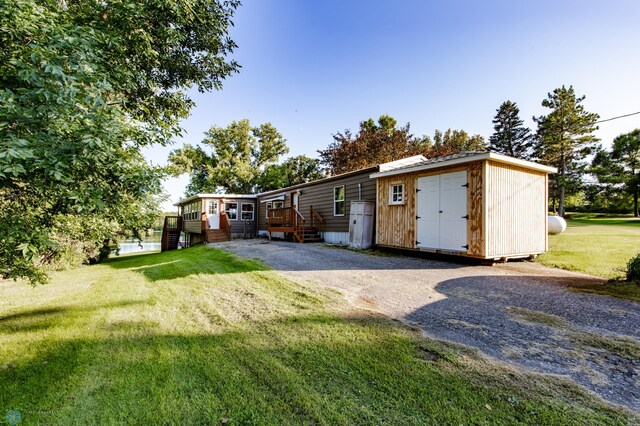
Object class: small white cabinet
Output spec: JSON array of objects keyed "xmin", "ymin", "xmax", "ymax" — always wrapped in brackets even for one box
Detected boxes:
[{"xmin": 349, "ymin": 201, "xmax": 375, "ymax": 249}]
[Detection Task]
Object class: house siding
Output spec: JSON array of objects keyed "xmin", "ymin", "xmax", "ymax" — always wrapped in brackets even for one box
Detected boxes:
[
  {"xmin": 257, "ymin": 169, "xmax": 377, "ymax": 235},
  {"xmin": 219, "ymin": 197, "xmax": 257, "ymax": 237}
]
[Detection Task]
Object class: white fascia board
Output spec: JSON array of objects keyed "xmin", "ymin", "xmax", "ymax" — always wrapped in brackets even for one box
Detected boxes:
[
  {"xmin": 174, "ymin": 193, "xmax": 256, "ymax": 206},
  {"xmin": 486, "ymin": 153, "xmax": 557, "ymax": 173}
]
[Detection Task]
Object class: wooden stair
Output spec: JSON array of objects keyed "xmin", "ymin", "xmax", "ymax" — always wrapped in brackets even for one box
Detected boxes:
[
  {"xmin": 161, "ymin": 216, "xmax": 182, "ymax": 252},
  {"xmin": 205, "ymin": 229, "xmax": 230, "ymax": 243},
  {"xmin": 295, "ymin": 226, "xmax": 323, "ymax": 243}
]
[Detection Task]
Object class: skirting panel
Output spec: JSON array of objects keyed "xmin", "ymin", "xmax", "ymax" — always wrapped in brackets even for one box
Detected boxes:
[{"xmin": 322, "ymin": 231, "xmax": 349, "ymax": 245}]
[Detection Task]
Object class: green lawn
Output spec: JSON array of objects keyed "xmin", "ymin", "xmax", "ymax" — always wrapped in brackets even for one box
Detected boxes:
[
  {"xmin": 1, "ymin": 246, "xmax": 636, "ymax": 424},
  {"xmin": 538, "ymin": 213, "xmax": 640, "ymax": 279}
]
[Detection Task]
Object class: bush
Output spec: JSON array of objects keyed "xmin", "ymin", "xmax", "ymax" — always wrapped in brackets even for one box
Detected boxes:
[{"xmin": 626, "ymin": 253, "xmax": 640, "ymax": 283}]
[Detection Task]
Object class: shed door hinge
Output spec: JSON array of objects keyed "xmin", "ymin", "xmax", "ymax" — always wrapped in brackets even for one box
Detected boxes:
[
  {"xmin": 461, "ymin": 183, "xmax": 469, "ymax": 188},
  {"xmin": 462, "ymin": 244, "xmax": 469, "ymax": 249},
  {"xmin": 461, "ymin": 215, "xmax": 469, "ymax": 219},
  {"xmin": 416, "ymin": 188, "xmax": 421, "ymax": 193},
  {"xmin": 416, "ymin": 241, "xmax": 421, "ymax": 246},
  {"xmin": 416, "ymin": 215, "xmax": 421, "ymax": 220}
]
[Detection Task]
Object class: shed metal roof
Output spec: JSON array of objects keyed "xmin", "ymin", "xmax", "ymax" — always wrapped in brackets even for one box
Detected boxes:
[{"xmin": 369, "ymin": 151, "xmax": 557, "ymax": 178}]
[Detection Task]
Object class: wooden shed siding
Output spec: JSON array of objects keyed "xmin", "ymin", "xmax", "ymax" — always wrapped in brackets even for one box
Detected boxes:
[
  {"xmin": 376, "ymin": 174, "xmax": 415, "ymax": 248},
  {"xmin": 485, "ymin": 161, "xmax": 547, "ymax": 257},
  {"xmin": 375, "ymin": 163, "xmax": 483, "ymax": 250},
  {"xmin": 467, "ymin": 161, "xmax": 484, "ymax": 257}
]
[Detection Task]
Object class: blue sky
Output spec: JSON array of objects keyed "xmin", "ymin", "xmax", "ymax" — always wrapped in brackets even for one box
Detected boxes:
[{"xmin": 147, "ymin": 0, "xmax": 640, "ymax": 211}]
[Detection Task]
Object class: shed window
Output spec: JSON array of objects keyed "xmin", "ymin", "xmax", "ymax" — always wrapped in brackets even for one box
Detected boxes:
[
  {"xmin": 225, "ymin": 202, "xmax": 238, "ymax": 220},
  {"xmin": 389, "ymin": 184, "xmax": 405, "ymax": 205},
  {"xmin": 334, "ymin": 185, "xmax": 345, "ymax": 216},
  {"xmin": 241, "ymin": 203, "xmax": 254, "ymax": 221}
]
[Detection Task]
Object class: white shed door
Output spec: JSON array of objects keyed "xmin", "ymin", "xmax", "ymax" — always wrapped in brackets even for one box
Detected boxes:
[
  {"xmin": 416, "ymin": 171, "xmax": 467, "ymax": 251},
  {"xmin": 416, "ymin": 175, "xmax": 440, "ymax": 249}
]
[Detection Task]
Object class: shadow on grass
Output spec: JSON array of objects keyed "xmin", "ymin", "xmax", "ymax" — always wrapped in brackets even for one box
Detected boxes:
[
  {"xmin": 0, "ymin": 313, "xmax": 633, "ymax": 425},
  {"xmin": 104, "ymin": 245, "xmax": 268, "ymax": 282},
  {"xmin": 0, "ymin": 300, "xmax": 145, "ymax": 333}
]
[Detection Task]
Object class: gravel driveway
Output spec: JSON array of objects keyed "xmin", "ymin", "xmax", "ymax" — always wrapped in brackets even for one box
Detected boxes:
[{"xmin": 213, "ymin": 239, "xmax": 640, "ymax": 412}]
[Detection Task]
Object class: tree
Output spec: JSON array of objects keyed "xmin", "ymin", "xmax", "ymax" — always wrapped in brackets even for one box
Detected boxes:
[
  {"xmin": 533, "ymin": 86, "xmax": 599, "ymax": 216},
  {"xmin": 318, "ymin": 115, "xmax": 432, "ymax": 175},
  {"xmin": 489, "ymin": 101, "xmax": 532, "ymax": 158},
  {"xmin": 591, "ymin": 129, "xmax": 640, "ymax": 216},
  {"xmin": 429, "ymin": 129, "xmax": 487, "ymax": 157},
  {"xmin": 0, "ymin": 0, "xmax": 239, "ymax": 283},
  {"xmin": 256, "ymin": 155, "xmax": 325, "ymax": 192},
  {"xmin": 169, "ymin": 120, "xmax": 289, "ymax": 194}
]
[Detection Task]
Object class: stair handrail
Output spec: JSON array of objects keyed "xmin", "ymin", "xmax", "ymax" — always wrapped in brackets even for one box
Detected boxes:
[
  {"xmin": 310, "ymin": 206, "xmax": 324, "ymax": 233},
  {"xmin": 292, "ymin": 207, "xmax": 305, "ymax": 243},
  {"xmin": 220, "ymin": 212, "xmax": 232, "ymax": 240}
]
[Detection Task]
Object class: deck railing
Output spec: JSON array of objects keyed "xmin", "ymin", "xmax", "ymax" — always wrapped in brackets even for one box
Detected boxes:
[
  {"xmin": 292, "ymin": 207, "xmax": 305, "ymax": 243},
  {"xmin": 267, "ymin": 207, "xmax": 293, "ymax": 226}
]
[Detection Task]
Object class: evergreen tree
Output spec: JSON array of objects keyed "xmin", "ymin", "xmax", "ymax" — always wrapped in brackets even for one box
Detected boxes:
[
  {"xmin": 489, "ymin": 101, "xmax": 532, "ymax": 158},
  {"xmin": 533, "ymin": 86, "xmax": 599, "ymax": 216},
  {"xmin": 591, "ymin": 129, "xmax": 640, "ymax": 216}
]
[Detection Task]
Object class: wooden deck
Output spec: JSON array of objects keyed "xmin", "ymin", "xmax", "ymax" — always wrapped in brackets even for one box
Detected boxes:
[{"xmin": 267, "ymin": 206, "xmax": 324, "ymax": 243}]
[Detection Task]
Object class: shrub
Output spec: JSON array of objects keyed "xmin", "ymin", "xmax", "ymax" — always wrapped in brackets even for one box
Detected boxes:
[{"xmin": 626, "ymin": 253, "xmax": 640, "ymax": 284}]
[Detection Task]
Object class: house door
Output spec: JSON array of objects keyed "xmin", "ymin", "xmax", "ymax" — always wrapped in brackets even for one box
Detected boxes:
[
  {"xmin": 207, "ymin": 200, "xmax": 220, "ymax": 229},
  {"xmin": 416, "ymin": 171, "xmax": 467, "ymax": 251},
  {"xmin": 292, "ymin": 192, "xmax": 299, "ymax": 210}
]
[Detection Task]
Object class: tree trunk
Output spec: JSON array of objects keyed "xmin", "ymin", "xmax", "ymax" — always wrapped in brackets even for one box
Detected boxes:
[
  {"xmin": 635, "ymin": 192, "xmax": 639, "ymax": 218},
  {"xmin": 558, "ymin": 153, "xmax": 566, "ymax": 217}
]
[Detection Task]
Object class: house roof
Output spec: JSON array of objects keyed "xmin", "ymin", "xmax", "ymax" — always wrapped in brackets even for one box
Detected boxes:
[
  {"xmin": 369, "ymin": 151, "xmax": 557, "ymax": 178},
  {"xmin": 174, "ymin": 193, "xmax": 256, "ymax": 206},
  {"xmin": 256, "ymin": 165, "xmax": 380, "ymax": 197},
  {"xmin": 256, "ymin": 155, "xmax": 429, "ymax": 197}
]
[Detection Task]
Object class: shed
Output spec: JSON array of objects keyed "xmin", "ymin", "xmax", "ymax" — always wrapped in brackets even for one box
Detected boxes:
[{"xmin": 369, "ymin": 152, "xmax": 557, "ymax": 260}]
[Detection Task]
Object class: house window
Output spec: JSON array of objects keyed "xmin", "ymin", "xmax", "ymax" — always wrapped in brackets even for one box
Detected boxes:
[
  {"xmin": 389, "ymin": 184, "xmax": 405, "ymax": 205},
  {"xmin": 184, "ymin": 201, "xmax": 201, "ymax": 221},
  {"xmin": 225, "ymin": 202, "xmax": 238, "ymax": 220},
  {"xmin": 333, "ymin": 185, "xmax": 345, "ymax": 216},
  {"xmin": 265, "ymin": 200, "xmax": 284, "ymax": 218},
  {"xmin": 241, "ymin": 203, "xmax": 254, "ymax": 221}
]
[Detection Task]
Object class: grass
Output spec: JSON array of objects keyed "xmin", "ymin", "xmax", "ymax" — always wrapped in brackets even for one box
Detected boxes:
[
  {"xmin": 569, "ymin": 281, "xmax": 640, "ymax": 303},
  {"xmin": 506, "ymin": 307, "xmax": 568, "ymax": 328},
  {"xmin": 538, "ymin": 212, "xmax": 640, "ymax": 279},
  {"xmin": 1, "ymin": 246, "xmax": 637, "ymax": 424}
]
